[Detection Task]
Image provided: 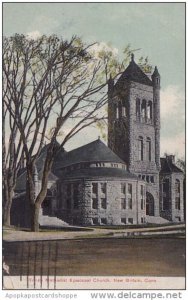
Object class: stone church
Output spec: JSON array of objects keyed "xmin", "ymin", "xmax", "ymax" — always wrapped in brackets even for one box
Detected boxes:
[{"xmin": 14, "ymin": 56, "xmax": 184, "ymax": 227}]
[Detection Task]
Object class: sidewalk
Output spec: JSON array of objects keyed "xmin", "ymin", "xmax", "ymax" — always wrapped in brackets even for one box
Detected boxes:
[{"xmin": 3, "ymin": 223, "xmax": 185, "ymax": 242}]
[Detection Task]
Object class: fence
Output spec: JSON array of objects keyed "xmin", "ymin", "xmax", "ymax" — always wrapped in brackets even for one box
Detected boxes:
[{"xmin": 3, "ymin": 240, "xmax": 59, "ymax": 289}]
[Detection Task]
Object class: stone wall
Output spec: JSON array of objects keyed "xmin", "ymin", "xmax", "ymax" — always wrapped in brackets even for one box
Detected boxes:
[
  {"xmin": 57, "ymin": 177, "xmax": 146, "ymax": 226},
  {"xmin": 56, "ymin": 179, "xmax": 83, "ymax": 224},
  {"xmin": 108, "ymin": 82, "xmax": 130, "ymax": 164},
  {"xmin": 159, "ymin": 174, "xmax": 172, "ymax": 221},
  {"xmin": 128, "ymin": 82, "xmax": 158, "ymax": 173},
  {"xmin": 108, "ymin": 79, "xmax": 160, "ymax": 218},
  {"xmin": 159, "ymin": 172, "xmax": 184, "ymax": 222},
  {"xmin": 171, "ymin": 173, "xmax": 184, "ymax": 222}
]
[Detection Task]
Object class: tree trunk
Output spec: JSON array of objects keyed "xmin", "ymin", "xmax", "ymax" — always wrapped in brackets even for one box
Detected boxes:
[
  {"xmin": 3, "ymin": 191, "xmax": 12, "ymax": 226},
  {"xmin": 31, "ymin": 167, "xmax": 52, "ymax": 232},
  {"xmin": 30, "ymin": 202, "xmax": 40, "ymax": 232},
  {"xmin": 27, "ymin": 153, "xmax": 53, "ymax": 232},
  {"xmin": 26, "ymin": 163, "xmax": 38, "ymax": 230},
  {"xmin": 3, "ymin": 200, "xmax": 12, "ymax": 226},
  {"xmin": 3, "ymin": 179, "xmax": 14, "ymax": 227}
]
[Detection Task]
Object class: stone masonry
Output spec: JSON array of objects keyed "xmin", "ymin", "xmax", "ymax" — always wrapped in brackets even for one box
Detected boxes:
[
  {"xmin": 58, "ymin": 177, "xmax": 147, "ymax": 226},
  {"xmin": 107, "ymin": 56, "xmax": 184, "ymax": 222}
]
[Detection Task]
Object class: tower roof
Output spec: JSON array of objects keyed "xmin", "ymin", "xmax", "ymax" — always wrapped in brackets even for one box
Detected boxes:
[
  {"xmin": 152, "ymin": 66, "xmax": 160, "ymax": 78},
  {"xmin": 116, "ymin": 56, "xmax": 153, "ymax": 87}
]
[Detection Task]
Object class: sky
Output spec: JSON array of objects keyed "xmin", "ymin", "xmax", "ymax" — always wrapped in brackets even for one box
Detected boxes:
[{"xmin": 3, "ymin": 2, "xmax": 185, "ymax": 158}]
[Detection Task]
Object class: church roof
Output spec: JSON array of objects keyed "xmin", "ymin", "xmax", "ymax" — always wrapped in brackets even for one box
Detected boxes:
[
  {"xmin": 15, "ymin": 171, "xmax": 27, "ymax": 191},
  {"xmin": 15, "ymin": 139, "xmax": 126, "ymax": 191},
  {"xmin": 61, "ymin": 167, "xmax": 137, "ymax": 180},
  {"xmin": 56, "ymin": 138, "xmax": 125, "ymax": 169},
  {"xmin": 116, "ymin": 55, "xmax": 153, "ymax": 87},
  {"xmin": 15, "ymin": 144, "xmax": 65, "ymax": 191},
  {"xmin": 15, "ymin": 169, "xmax": 58, "ymax": 192},
  {"xmin": 160, "ymin": 158, "xmax": 183, "ymax": 174}
]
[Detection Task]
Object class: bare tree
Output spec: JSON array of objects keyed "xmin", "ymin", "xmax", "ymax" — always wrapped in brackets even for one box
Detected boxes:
[
  {"xmin": 2, "ymin": 105, "xmax": 26, "ymax": 226},
  {"xmin": 3, "ymin": 34, "xmax": 110, "ymax": 231},
  {"xmin": 2, "ymin": 37, "xmax": 26, "ymax": 225}
]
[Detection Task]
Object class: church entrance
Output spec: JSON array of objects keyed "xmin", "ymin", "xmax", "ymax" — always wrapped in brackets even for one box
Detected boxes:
[{"xmin": 146, "ymin": 192, "xmax": 154, "ymax": 216}]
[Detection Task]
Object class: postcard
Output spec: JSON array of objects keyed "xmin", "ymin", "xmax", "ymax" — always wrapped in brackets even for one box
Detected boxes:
[{"xmin": 2, "ymin": 1, "xmax": 186, "ymax": 295}]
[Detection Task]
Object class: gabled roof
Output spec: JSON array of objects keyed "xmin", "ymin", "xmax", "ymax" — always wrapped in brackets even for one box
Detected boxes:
[
  {"xmin": 15, "ymin": 169, "xmax": 58, "ymax": 191},
  {"xmin": 160, "ymin": 158, "xmax": 183, "ymax": 174},
  {"xmin": 116, "ymin": 56, "xmax": 153, "ymax": 87},
  {"xmin": 56, "ymin": 138, "xmax": 125, "ymax": 169},
  {"xmin": 15, "ymin": 144, "xmax": 65, "ymax": 191},
  {"xmin": 38, "ymin": 142, "xmax": 66, "ymax": 174}
]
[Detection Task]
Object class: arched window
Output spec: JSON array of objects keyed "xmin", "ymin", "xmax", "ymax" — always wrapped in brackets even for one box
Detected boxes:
[
  {"xmin": 146, "ymin": 137, "xmax": 151, "ymax": 161},
  {"xmin": 162, "ymin": 178, "xmax": 170, "ymax": 210},
  {"xmin": 138, "ymin": 136, "xmax": 143, "ymax": 161},
  {"xmin": 92, "ymin": 183, "xmax": 98, "ymax": 194},
  {"xmin": 141, "ymin": 100, "xmax": 146, "ymax": 122},
  {"xmin": 175, "ymin": 179, "xmax": 180, "ymax": 210},
  {"xmin": 127, "ymin": 184, "xmax": 132, "ymax": 209},
  {"xmin": 136, "ymin": 99, "xmax": 140, "ymax": 121},
  {"xmin": 140, "ymin": 185, "xmax": 145, "ymax": 210},
  {"xmin": 115, "ymin": 104, "xmax": 119, "ymax": 119},
  {"xmin": 147, "ymin": 101, "xmax": 152, "ymax": 121},
  {"xmin": 122, "ymin": 106, "xmax": 126, "ymax": 117},
  {"xmin": 175, "ymin": 179, "xmax": 180, "ymax": 193},
  {"xmin": 100, "ymin": 182, "xmax": 107, "ymax": 194}
]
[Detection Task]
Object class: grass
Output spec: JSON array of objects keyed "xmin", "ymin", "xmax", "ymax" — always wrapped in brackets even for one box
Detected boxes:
[
  {"xmin": 115, "ymin": 228, "xmax": 185, "ymax": 234},
  {"xmin": 3, "ymin": 222, "xmax": 185, "ymax": 239},
  {"xmin": 76, "ymin": 224, "xmax": 186, "ymax": 239},
  {"xmin": 76, "ymin": 232, "xmax": 185, "ymax": 240},
  {"xmin": 40, "ymin": 226, "xmax": 93, "ymax": 232},
  {"xmin": 92, "ymin": 222, "xmax": 185, "ymax": 230},
  {"xmin": 3, "ymin": 225, "xmax": 23, "ymax": 231},
  {"xmin": 117, "ymin": 233, "xmax": 186, "ymax": 239},
  {"xmin": 2, "ymin": 231, "xmax": 11, "ymax": 237},
  {"xmin": 76, "ymin": 233, "xmax": 113, "ymax": 239},
  {"xmin": 3, "ymin": 225, "xmax": 93, "ymax": 233}
]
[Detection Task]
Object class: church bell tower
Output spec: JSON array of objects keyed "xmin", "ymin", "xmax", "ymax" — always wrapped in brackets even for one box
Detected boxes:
[{"xmin": 108, "ymin": 55, "xmax": 161, "ymax": 217}]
